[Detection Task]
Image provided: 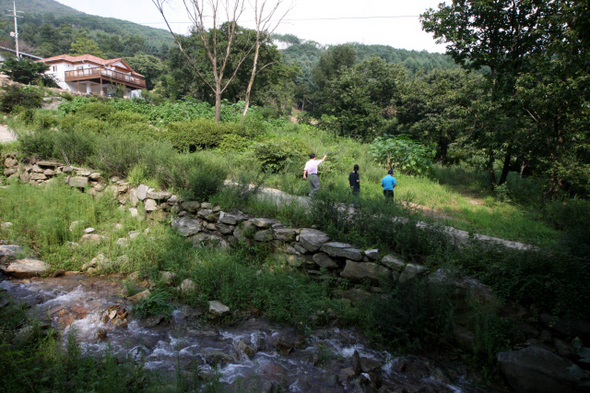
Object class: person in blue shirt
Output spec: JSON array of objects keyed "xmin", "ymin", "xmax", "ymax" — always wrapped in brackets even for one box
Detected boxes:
[{"xmin": 381, "ymin": 169, "xmax": 397, "ymax": 201}]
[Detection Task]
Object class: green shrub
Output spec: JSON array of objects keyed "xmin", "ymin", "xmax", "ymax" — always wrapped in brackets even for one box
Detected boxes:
[
  {"xmin": 308, "ymin": 191, "xmax": 453, "ymax": 261},
  {"xmin": 18, "ymin": 128, "xmax": 58, "ymax": 159},
  {"xmin": 136, "ymin": 141, "xmax": 178, "ymax": 185},
  {"xmin": 172, "ymin": 155, "xmax": 227, "ymax": 201},
  {"xmin": 165, "ymin": 119, "xmax": 238, "ymax": 150},
  {"xmin": 59, "ymin": 113, "xmax": 79, "ymax": 133},
  {"xmin": 76, "ymin": 101, "xmax": 115, "ymax": 121},
  {"xmin": 58, "ymin": 95, "xmax": 95, "ymax": 115},
  {"xmin": 470, "ymin": 303, "xmax": 516, "ymax": 366},
  {"xmin": 132, "ymin": 290, "xmax": 174, "ymax": 323},
  {"xmin": 361, "ymin": 278, "xmax": 454, "ymax": 350},
  {"xmin": 316, "ymin": 114, "xmax": 341, "ymax": 134},
  {"xmin": 454, "ymin": 243, "xmax": 590, "ymax": 319},
  {"xmin": 253, "ymin": 139, "xmax": 306, "ymax": 173},
  {"xmin": 218, "ymin": 133, "xmax": 250, "ymax": 152},
  {"xmin": 543, "ymin": 198, "xmax": 590, "ymax": 259},
  {"xmin": 116, "ymin": 122, "xmax": 160, "ymax": 141},
  {"xmin": 505, "ymin": 172, "xmax": 543, "ymax": 205},
  {"xmin": 32, "ymin": 109, "xmax": 59, "ymax": 129},
  {"xmin": 107, "ymin": 110, "xmax": 147, "ymax": 127},
  {"xmin": 87, "ymin": 133, "xmax": 144, "ymax": 177},
  {"xmin": 54, "ymin": 129, "xmax": 97, "ymax": 165},
  {"xmin": 0, "ymin": 85, "xmax": 43, "ymax": 112},
  {"xmin": 239, "ymin": 111, "xmax": 269, "ymax": 138},
  {"xmin": 21, "ymin": 107, "xmax": 36, "ymax": 124},
  {"xmin": 369, "ymin": 134, "xmax": 435, "ymax": 175},
  {"xmin": 184, "ymin": 248, "xmax": 340, "ymax": 326},
  {"xmin": 60, "ymin": 113, "xmax": 108, "ymax": 134}
]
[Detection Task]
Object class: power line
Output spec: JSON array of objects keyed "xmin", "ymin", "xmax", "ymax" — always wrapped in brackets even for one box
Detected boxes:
[{"xmin": 137, "ymin": 14, "xmax": 420, "ymax": 26}]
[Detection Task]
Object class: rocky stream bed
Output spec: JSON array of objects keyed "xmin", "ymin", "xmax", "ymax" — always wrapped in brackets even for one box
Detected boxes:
[{"xmin": 0, "ymin": 272, "xmax": 496, "ymax": 393}]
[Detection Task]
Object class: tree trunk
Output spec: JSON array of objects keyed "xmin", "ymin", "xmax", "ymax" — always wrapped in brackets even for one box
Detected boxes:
[
  {"xmin": 487, "ymin": 150, "xmax": 497, "ymax": 188},
  {"xmin": 498, "ymin": 151, "xmax": 512, "ymax": 185},
  {"xmin": 242, "ymin": 43, "xmax": 260, "ymax": 118},
  {"xmin": 437, "ymin": 137, "xmax": 449, "ymax": 164},
  {"xmin": 215, "ymin": 84, "xmax": 222, "ymax": 123}
]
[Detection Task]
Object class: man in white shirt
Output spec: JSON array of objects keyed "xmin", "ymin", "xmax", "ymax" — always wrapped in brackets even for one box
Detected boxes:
[{"xmin": 303, "ymin": 153, "xmax": 327, "ymax": 197}]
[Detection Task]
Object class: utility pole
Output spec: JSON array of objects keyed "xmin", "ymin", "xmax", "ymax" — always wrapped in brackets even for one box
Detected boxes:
[{"xmin": 6, "ymin": 1, "xmax": 23, "ymax": 58}]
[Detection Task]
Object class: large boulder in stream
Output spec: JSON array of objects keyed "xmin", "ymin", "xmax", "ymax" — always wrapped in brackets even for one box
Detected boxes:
[
  {"xmin": 0, "ymin": 258, "xmax": 50, "ymax": 278},
  {"xmin": 209, "ymin": 300, "xmax": 230, "ymax": 317},
  {"xmin": 497, "ymin": 346, "xmax": 590, "ymax": 393},
  {"xmin": 227, "ymin": 378, "xmax": 273, "ymax": 393}
]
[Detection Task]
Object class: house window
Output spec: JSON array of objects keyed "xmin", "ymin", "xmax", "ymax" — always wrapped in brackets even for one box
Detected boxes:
[
  {"xmin": 51, "ymin": 66, "xmax": 57, "ymax": 72},
  {"xmin": 76, "ymin": 66, "xmax": 83, "ymax": 70}
]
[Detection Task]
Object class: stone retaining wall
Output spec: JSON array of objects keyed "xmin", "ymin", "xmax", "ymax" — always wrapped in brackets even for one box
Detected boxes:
[
  {"xmin": 1, "ymin": 153, "xmax": 492, "ymax": 301},
  {"xmin": 2, "ymin": 154, "xmax": 419, "ymax": 290}
]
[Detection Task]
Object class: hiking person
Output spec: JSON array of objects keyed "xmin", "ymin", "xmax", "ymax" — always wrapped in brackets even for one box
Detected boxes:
[
  {"xmin": 381, "ymin": 169, "xmax": 396, "ymax": 201},
  {"xmin": 348, "ymin": 164, "xmax": 360, "ymax": 207},
  {"xmin": 303, "ymin": 153, "xmax": 327, "ymax": 197}
]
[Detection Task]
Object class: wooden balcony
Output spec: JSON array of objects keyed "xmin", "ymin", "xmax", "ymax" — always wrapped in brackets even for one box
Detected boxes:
[{"xmin": 64, "ymin": 67, "xmax": 146, "ymax": 89}]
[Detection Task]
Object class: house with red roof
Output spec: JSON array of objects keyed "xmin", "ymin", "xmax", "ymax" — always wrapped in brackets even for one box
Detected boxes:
[{"xmin": 38, "ymin": 54, "xmax": 146, "ymax": 98}]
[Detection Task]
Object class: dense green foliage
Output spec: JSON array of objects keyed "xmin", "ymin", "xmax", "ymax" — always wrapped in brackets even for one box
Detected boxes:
[
  {"xmin": 421, "ymin": 0, "xmax": 590, "ymax": 196},
  {"xmin": 363, "ymin": 279, "xmax": 455, "ymax": 350},
  {"xmin": 2, "ymin": 83, "xmax": 590, "ymax": 391},
  {"xmin": 369, "ymin": 134, "xmax": 434, "ymax": 175},
  {"xmin": 0, "ymin": 84, "xmax": 43, "ymax": 112},
  {"xmin": 0, "ymin": 57, "xmax": 54, "ymax": 85}
]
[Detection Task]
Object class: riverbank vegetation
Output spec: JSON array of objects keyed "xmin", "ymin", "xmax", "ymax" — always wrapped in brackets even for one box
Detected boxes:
[
  {"xmin": 0, "ymin": 0, "xmax": 588, "ymax": 388},
  {"xmin": 1, "ymin": 90, "xmax": 589, "ymax": 375}
]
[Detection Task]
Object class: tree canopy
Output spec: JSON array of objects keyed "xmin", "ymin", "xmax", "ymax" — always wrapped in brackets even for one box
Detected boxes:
[{"xmin": 0, "ymin": 57, "xmax": 54, "ymax": 85}]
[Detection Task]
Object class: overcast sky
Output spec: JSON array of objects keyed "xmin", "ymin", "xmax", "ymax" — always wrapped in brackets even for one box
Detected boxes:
[{"xmin": 53, "ymin": 0, "xmax": 446, "ymax": 53}]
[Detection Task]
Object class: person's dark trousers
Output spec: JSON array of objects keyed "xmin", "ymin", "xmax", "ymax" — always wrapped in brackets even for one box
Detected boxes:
[
  {"xmin": 383, "ymin": 190, "xmax": 394, "ymax": 201},
  {"xmin": 308, "ymin": 174, "xmax": 320, "ymax": 196},
  {"xmin": 352, "ymin": 190, "xmax": 359, "ymax": 207}
]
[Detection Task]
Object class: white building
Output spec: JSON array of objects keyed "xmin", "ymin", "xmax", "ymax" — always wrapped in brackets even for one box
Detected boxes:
[{"xmin": 38, "ymin": 54, "xmax": 145, "ymax": 98}]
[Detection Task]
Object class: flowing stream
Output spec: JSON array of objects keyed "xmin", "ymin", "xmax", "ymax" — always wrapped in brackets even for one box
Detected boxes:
[{"xmin": 1, "ymin": 273, "xmax": 490, "ymax": 392}]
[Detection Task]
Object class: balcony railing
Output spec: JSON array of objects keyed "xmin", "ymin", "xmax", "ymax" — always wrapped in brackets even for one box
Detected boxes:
[{"xmin": 64, "ymin": 67, "xmax": 146, "ymax": 89}]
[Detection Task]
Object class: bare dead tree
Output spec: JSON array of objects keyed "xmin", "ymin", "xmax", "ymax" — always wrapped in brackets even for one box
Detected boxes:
[
  {"xmin": 152, "ymin": 0, "xmax": 251, "ymax": 122},
  {"xmin": 241, "ymin": 0, "xmax": 292, "ymax": 118},
  {"xmin": 152, "ymin": 0, "xmax": 291, "ymax": 121}
]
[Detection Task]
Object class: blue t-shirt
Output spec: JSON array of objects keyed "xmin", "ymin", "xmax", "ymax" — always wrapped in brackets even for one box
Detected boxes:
[{"xmin": 381, "ymin": 175, "xmax": 397, "ymax": 191}]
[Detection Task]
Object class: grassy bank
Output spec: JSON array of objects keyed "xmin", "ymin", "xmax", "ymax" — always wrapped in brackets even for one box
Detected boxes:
[
  {"xmin": 1, "ymin": 88, "xmax": 567, "ymax": 248},
  {"xmin": 2, "ymin": 87, "xmax": 590, "ymax": 389}
]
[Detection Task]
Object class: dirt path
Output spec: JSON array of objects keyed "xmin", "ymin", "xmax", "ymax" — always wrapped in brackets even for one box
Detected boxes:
[
  {"xmin": 250, "ymin": 183, "xmax": 533, "ymax": 251},
  {"xmin": 0, "ymin": 124, "xmax": 16, "ymax": 143}
]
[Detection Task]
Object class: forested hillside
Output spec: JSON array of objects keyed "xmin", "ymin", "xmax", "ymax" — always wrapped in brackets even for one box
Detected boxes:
[
  {"xmin": 277, "ymin": 34, "xmax": 458, "ymax": 75},
  {"xmin": 0, "ymin": 0, "xmax": 173, "ymax": 58}
]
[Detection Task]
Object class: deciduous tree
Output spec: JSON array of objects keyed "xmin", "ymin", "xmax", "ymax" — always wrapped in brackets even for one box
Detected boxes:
[
  {"xmin": 421, "ymin": 0, "xmax": 555, "ymax": 187},
  {"xmin": 69, "ymin": 34, "xmax": 106, "ymax": 58},
  {"xmin": 152, "ymin": 0, "xmax": 289, "ymax": 122}
]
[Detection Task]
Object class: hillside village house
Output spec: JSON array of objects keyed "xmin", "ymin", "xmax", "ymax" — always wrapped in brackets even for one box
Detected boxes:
[{"xmin": 38, "ymin": 54, "xmax": 145, "ymax": 98}]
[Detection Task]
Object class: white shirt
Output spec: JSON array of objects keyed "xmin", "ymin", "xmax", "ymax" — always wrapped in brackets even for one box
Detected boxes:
[{"xmin": 304, "ymin": 159, "xmax": 321, "ymax": 174}]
